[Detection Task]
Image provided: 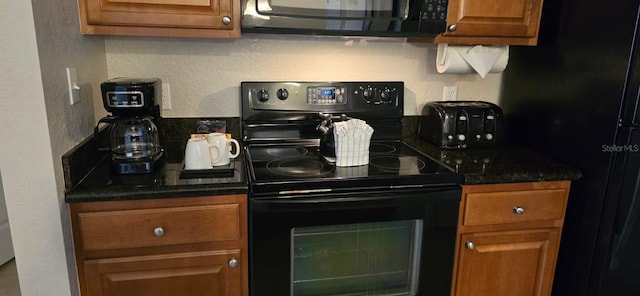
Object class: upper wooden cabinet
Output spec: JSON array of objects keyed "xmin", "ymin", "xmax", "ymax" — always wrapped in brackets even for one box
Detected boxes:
[
  {"xmin": 77, "ymin": 0, "xmax": 240, "ymax": 38},
  {"xmin": 434, "ymin": 0, "xmax": 544, "ymax": 45}
]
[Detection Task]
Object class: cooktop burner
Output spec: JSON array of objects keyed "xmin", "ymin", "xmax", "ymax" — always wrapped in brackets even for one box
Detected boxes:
[
  {"xmin": 266, "ymin": 158, "xmax": 334, "ymax": 177},
  {"xmin": 246, "ymin": 141, "xmax": 461, "ymax": 195}
]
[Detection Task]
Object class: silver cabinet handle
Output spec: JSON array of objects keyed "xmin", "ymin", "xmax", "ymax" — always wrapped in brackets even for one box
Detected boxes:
[
  {"xmin": 465, "ymin": 241, "xmax": 475, "ymax": 250},
  {"xmin": 222, "ymin": 16, "xmax": 232, "ymax": 25},
  {"xmin": 448, "ymin": 24, "xmax": 457, "ymax": 32},
  {"xmin": 153, "ymin": 227, "xmax": 164, "ymax": 237},
  {"xmin": 228, "ymin": 258, "xmax": 239, "ymax": 268},
  {"xmin": 514, "ymin": 206, "xmax": 525, "ymax": 215}
]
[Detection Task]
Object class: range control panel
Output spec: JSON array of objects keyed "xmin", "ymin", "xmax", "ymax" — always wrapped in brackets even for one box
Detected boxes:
[{"xmin": 241, "ymin": 81, "xmax": 404, "ymax": 121}]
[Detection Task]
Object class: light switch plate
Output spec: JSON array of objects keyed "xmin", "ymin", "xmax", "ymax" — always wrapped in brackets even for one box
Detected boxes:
[
  {"xmin": 162, "ymin": 83, "xmax": 172, "ymax": 110},
  {"xmin": 66, "ymin": 67, "xmax": 80, "ymax": 105}
]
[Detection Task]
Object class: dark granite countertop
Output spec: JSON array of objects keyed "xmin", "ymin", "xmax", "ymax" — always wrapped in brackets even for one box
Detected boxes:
[
  {"xmin": 64, "ymin": 156, "xmax": 248, "ymax": 202},
  {"xmin": 63, "ymin": 117, "xmax": 248, "ymax": 203},
  {"xmin": 404, "ymin": 137, "xmax": 582, "ymax": 185},
  {"xmin": 63, "ymin": 116, "xmax": 581, "ymax": 203}
]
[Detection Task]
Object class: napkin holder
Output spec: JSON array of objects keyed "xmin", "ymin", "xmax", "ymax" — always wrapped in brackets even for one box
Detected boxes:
[{"xmin": 333, "ymin": 119, "xmax": 374, "ymax": 167}]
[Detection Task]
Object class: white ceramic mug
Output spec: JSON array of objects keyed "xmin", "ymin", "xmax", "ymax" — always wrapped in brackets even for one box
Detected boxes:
[
  {"xmin": 184, "ymin": 137, "xmax": 213, "ymax": 170},
  {"xmin": 207, "ymin": 133, "xmax": 240, "ymax": 166}
]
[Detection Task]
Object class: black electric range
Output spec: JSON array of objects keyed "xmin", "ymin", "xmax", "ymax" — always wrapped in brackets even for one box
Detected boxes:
[
  {"xmin": 242, "ymin": 81, "xmax": 463, "ymax": 296},
  {"xmin": 241, "ymin": 81, "xmax": 462, "ymax": 197}
]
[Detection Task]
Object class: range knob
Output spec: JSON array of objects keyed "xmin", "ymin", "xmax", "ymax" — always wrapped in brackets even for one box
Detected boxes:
[
  {"xmin": 380, "ymin": 89, "xmax": 389, "ymax": 99},
  {"xmin": 257, "ymin": 89, "xmax": 269, "ymax": 102},
  {"xmin": 380, "ymin": 88, "xmax": 397, "ymax": 103},
  {"xmin": 457, "ymin": 134, "xmax": 466, "ymax": 141},
  {"xmin": 277, "ymin": 88, "xmax": 289, "ymax": 100},
  {"xmin": 485, "ymin": 133, "xmax": 494, "ymax": 140},
  {"xmin": 362, "ymin": 86, "xmax": 375, "ymax": 102}
]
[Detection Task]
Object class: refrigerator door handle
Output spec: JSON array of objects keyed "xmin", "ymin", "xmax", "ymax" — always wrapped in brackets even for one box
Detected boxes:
[{"xmin": 609, "ymin": 168, "xmax": 640, "ymax": 270}]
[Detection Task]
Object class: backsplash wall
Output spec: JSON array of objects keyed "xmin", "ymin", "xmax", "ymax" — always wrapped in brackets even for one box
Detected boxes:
[{"xmin": 105, "ymin": 34, "xmax": 503, "ymax": 118}]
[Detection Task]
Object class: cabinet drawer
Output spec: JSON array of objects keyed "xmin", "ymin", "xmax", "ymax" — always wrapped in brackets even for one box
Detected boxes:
[
  {"xmin": 463, "ymin": 189, "xmax": 567, "ymax": 226},
  {"xmin": 78, "ymin": 204, "xmax": 240, "ymax": 251}
]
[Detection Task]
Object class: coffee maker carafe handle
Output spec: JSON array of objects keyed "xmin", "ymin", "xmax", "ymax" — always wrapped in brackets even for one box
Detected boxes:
[{"xmin": 94, "ymin": 116, "xmax": 115, "ymax": 152}]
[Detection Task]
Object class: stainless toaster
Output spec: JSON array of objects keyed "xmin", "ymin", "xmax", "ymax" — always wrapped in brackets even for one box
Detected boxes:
[{"xmin": 419, "ymin": 101, "xmax": 503, "ymax": 149}]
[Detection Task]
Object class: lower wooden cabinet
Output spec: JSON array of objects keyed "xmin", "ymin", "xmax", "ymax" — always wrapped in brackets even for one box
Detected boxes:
[
  {"xmin": 84, "ymin": 250, "xmax": 241, "ymax": 296},
  {"xmin": 455, "ymin": 229, "xmax": 560, "ymax": 296},
  {"xmin": 451, "ymin": 181, "xmax": 570, "ymax": 296},
  {"xmin": 70, "ymin": 194, "xmax": 248, "ymax": 296}
]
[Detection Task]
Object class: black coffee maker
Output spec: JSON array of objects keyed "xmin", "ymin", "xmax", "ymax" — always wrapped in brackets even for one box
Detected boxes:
[{"xmin": 95, "ymin": 77, "xmax": 165, "ymax": 174}]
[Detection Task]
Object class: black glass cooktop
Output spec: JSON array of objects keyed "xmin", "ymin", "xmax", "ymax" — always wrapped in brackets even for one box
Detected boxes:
[{"xmin": 246, "ymin": 141, "xmax": 462, "ymax": 196}]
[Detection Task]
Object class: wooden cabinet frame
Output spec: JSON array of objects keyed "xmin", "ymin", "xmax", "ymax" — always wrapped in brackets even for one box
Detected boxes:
[
  {"xmin": 451, "ymin": 181, "xmax": 571, "ymax": 296},
  {"xmin": 69, "ymin": 194, "xmax": 248, "ymax": 296},
  {"xmin": 434, "ymin": 0, "xmax": 544, "ymax": 45},
  {"xmin": 77, "ymin": 0, "xmax": 241, "ymax": 38}
]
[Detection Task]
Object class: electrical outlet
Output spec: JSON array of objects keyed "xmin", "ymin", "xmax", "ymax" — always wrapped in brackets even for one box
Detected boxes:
[
  {"xmin": 443, "ymin": 86, "xmax": 457, "ymax": 101},
  {"xmin": 162, "ymin": 83, "xmax": 172, "ymax": 110}
]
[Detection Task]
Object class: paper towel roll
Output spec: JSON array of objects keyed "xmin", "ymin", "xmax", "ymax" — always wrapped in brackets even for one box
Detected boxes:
[{"xmin": 436, "ymin": 44, "xmax": 509, "ymax": 78}]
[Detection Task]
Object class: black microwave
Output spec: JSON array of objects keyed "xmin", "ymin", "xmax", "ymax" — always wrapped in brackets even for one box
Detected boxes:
[{"xmin": 241, "ymin": 0, "xmax": 448, "ymax": 37}]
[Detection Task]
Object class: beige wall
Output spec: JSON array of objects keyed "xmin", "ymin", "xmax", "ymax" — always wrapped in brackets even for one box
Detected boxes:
[
  {"xmin": 105, "ymin": 34, "xmax": 503, "ymax": 118},
  {"xmin": 1, "ymin": 0, "xmax": 107, "ymax": 295}
]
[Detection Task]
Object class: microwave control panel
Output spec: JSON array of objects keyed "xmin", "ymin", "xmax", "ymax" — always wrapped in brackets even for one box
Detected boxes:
[{"xmin": 422, "ymin": 0, "xmax": 448, "ymax": 21}]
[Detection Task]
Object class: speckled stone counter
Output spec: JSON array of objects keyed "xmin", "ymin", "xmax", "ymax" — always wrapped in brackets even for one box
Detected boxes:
[
  {"xmin": 63, "ymin": 117, "xmax": 248, "ymax": 203},
  {"xmin": 64, "ymin": 157, "xmax": 247, "ymax": 202},
  {"xmin": 64, "ymin": 116, "xmax": 581, "ymax": 202},
  {"xmin": 404, "ymin": 137, "xmax": 582, "ymax": 185}
]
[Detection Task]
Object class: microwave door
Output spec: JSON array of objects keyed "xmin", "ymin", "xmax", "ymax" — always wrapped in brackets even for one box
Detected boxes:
[
  {"xmin": 250, "ymin": 0, "xmax": 409, "ymax": 31},
  {"xmin": 338, "ymin": 0, "xmax": 366, "ymax": 31},
  {"xmin": 259, "ymin": 0, "xmax": 405, "ymax": 18}
]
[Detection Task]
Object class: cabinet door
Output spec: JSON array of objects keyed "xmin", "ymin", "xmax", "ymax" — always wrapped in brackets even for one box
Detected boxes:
[
  {"xmin": 454, "ymin": 229, "xmax": 560, "ymax": 296},
  {"xmin": 78, "ymin": 0, "xmax": 240, "ymax": 38},
  {"xmin": 82, "ymin": 0, "xmax": 233, "ymax": 29},
  {"xmin": 83, "ymin": 250, "xmax": 242, "ymax": 296},
  {"xmin": 445, "ymin": 0, "xmax": 543, "ymax": 38}
]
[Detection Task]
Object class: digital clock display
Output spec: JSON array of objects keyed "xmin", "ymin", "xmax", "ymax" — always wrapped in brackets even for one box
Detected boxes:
[
  {"xmin": 318, "ymin": 88, "xmax": 335, "ymax": 99},
  {"xmin": 308, "ymin": 86, "xmax": 346, "ymax": 105}
]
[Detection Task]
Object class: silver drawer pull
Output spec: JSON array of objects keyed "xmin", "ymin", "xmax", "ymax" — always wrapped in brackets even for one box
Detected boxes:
[
  {"xmin": 153, "ymin": 227, "xmax": 164, "ymax": 237},
  {"xmin": 514, "ymin": 206, "xmax": 525, "ymax": 215},
  {"xmin": 465, "ymin": 241, "xmax": 475, "ymax": 250},
  {"xmin": 228, "ymin": 258, "xmax": 239, "ymax": 268},
  {"xmin": 222, "ymin": 16, "xmax": 232, "ymax": 25}
]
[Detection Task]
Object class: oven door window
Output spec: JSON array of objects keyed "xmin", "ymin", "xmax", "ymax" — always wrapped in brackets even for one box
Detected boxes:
[{"xmin": 291, "ymin": 220, "xmax": 422, "ymax": 296}]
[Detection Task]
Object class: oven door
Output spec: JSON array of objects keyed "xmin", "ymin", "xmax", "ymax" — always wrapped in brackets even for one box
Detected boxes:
[{"xmin": 249, "ymin": 186, "xmax": 461, "ymax": 296}]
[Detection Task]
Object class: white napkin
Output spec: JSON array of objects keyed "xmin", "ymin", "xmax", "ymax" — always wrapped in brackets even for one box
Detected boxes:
[{"xmin": 460, "ymin": 45, "xmax": 508, "ymax": 78}]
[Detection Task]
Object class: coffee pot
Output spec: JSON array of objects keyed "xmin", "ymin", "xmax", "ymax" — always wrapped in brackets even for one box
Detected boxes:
[
  {"xmin": 96, "ymin": 77, "xmax": 165, "ymax": 174},
  {"xmin": 96, "ymin": 116, "xmax": 161, "ymax": 160},
  {"xmin": 95, "ymin": 115, "xmax": 164, "ymax": 175}
]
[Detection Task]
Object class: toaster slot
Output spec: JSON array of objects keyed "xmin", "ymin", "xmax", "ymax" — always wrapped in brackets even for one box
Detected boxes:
[
  {"xmin": 483, "ymin": 110, "xmax": 496, "ymax": 141},
  {"xmin": 469, "ymin": 112, "xmax": 484, "ymax": 141},
  {"xmin": 455, "ymin": 111, "xmax": 468, "ymax": 142}
]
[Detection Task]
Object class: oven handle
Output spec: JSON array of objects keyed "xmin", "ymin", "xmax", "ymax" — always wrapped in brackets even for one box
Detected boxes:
[{"xmin": 250, "ymin": 186, "xmax": 461, "ymax": 212}]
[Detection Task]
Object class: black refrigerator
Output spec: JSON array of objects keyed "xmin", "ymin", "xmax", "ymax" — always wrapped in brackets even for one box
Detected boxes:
[{"xmin": 500, "ymin": 0, "xmax": 640, "ymax": 295}]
